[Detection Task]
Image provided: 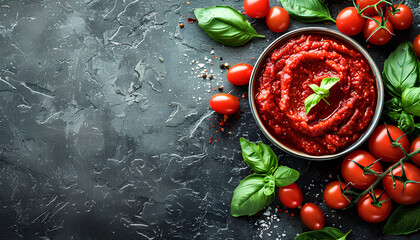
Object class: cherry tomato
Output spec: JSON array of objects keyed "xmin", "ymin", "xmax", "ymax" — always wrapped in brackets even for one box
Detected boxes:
[
  {"xmin": 341, "ymin": 150, "xmax": 383, "ymax": 190},
  {"xmin": 383, "ymin": 162, "xmax": 420, "ymax": 205},
  {"xmin": 410, "ymin": 137, "xmax": 420, "ymax": 166},
  {"xmin": 363, "ymin": 16, "xmax": 394, "ymax": 45},
  {"xmin": 356, "ymin": 0, "xmax": 386, "ymax": 16},
  {"xmin": 387, "ymin": 4, "xmax": 413, "ymax": 30},
  {"xmin": 323, "ymin": 181, "xmax": 352, "ymax": 209},
  {"xmin": 244, "ymin": 0, "xmax": 269, "ymax": 19},
  {"xmin": 226, "ymin": 63, "xmax": 253, "ymax": 86},
  {"xmin": 266, "ymin": 6, "xmax": 290, "ymax": 33},
  {"xmin": 278, "ymin": 182, "xmax": 303, "ymax": 208},
  {"xmin": 368, "ymin": 125, "xmax": 409, "ymax": 162},
  {"xmin": 413, "ymin": 34, "xmax": 420, "ymax": 58},
  {"xmin": 336, "ymin": 7, "xmax": 365, "ymax": 36},
  {"xmin": 209, "ymin": 93, "xmax": 240, "ymax": 115},
  {"xmin": 357, "ymin": 189, "xmax": 391, "ymax": 223},
  {"xmin": 300, "ymin": 203, "xmax": 325, "ymax": 231}
]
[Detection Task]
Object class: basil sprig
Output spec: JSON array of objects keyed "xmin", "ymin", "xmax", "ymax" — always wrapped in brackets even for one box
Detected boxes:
[
  {"xmin": 279, "ymin": 0, "xmax": 335, "ymax": 23},
  {"xmin": 194, "ymin": 6, "xmax": 264, "ymax": 47},
  {"xmin": 304, "ymin": 77, "xmax": 339, "ymax": 115},
  {"xmin": 231, "ymin": 138, "xmax": 299, "ymax": 217},
  {"xmin": 383, "ymin": 202, "xmax": 420, "ymax": 235},
  {"xmin": 296, "ymin": 227, "xmax": 351, "ymax": 240},
  {"xmin": 401, "ymin": 87, "xmax": 420, "ymax": 117}
]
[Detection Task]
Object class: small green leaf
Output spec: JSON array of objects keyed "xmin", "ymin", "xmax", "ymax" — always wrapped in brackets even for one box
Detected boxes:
[
  {"xmin": 401, "ymin": 87, "xmax": 420, "ymax": 117},
  {"xmin": 383, "ymin": 201, "xmax": 420, "ymax": 235},
  {"xmin": 263, "ymin": 175, "xmax": 276, "ymax": 195},
  {"xmin": 273, "ymin": 166, "xmax": 300, "ymax": 187},
  {"xmin": 320, "ymin": 77, "xmax": 340, "ymax": 90},
  {"xmin": 304, "ymin": 77, "xmax": 339, "ymax": 114},
  {"xmin": 279, "ymin": 0, "xmax": 335, "ymax": 23},
  {"xmin": 296, "ymin": 227, "xmax": 351, "ymax": 240},
  {"xmin": 398, "ymin": 111, "xmax": 415, "ymax": 134},
  {"xmin": 304, "ymin": 94, "xmax": 322, "ymax": 114},
  {"xmin": 240, "ymin": 138, "xmax": 278, "ymax": 174}
]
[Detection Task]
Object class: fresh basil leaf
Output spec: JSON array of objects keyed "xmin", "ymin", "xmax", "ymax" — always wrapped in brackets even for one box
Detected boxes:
[
  {"xmin": 385, "ymin": 97, "xmax": 402, "ymax": 112},
  {"xmin": 231, "ymin": 174, "xmax": 275, "ymax": 217},
  {"xmin": 309, "ymin": 84, "xmax": 321, "ymax": 93},
  {"xmin": 383, "ymin": 201, "xmax": 420, "ymax": 235},
  {"xmin": 320, "ymin": 77, "xmax": 340, "ymax": 90},
  {"xmin": 279, "ymin": 0, "xmax": 335, "ymax": 23},
  {"xmin": 383, "ymin": 42, "xmax": 419, "ymax": 98},
  {"xmin": 194, "ymin": 6, "xmax": 264, "ymax": 47},
  {"xmin": 273, "ymin": 166, "xmax": 300, "ymax": 187},
  {"xmin": 304, "ymin": 77, "xmax": 339, "ymax": 114},
  {"xmin": 305, "ymin": 93, "xmax": 322, "ymax": 114},
  {"xmin": 296, "ymin": 227, "xmax": 351, "ymax": 240},
  {"xmin": 416, "ymin": 123, "xmax": 420, "ymax": 130},
  {"xmin": 386, "ymin": 111, "xmax": 401, "ymax": 123},
  {"xmin": 240, "ymin": 137, "xmax": 278, "ymax": 174},
  {"xmin": 402, "ymin": 87, "xmax": 420, "ymax": 117},
  {"xmin": 263, "ymin": 175, "xmax": 276, "ymax": 195},
  {"xmin": 398, "ymin": 111, "xmax": 415, "ymax": 134}
]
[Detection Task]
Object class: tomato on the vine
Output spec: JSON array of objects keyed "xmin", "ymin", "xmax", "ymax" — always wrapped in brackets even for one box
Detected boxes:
[
  {"xmin": 323, "ymin": 181, "xmax": 352, "ymax": 209},
  {"xmin": 383, "ymin": 162, "xmax": 420, "ymax": 205},
  {"xmin": 300, "ymin": 203, "xmax": 325, "ymax": 231},
  {"xmin": 244, "ymin": 0, "xmax": 269, "ymax": 19},
  {"xmin": 356, "ymin": 0, "xmax": 386, "ymax": 16},
  {"xmin": 341, "ymin": 150, "xmax": 383, "ymax": 190},
  {"xmin": 209, "ymin": 93, "xmax": 240, "ymax": 115},
  {"xmin": 413, "ymin": 34, "xmax": 420, "ymax": 58},
  {"xmin": 357, "ymin": 189, "xmax": 391, "ymax": 223},
  {"xmin": 227, "ymin": 63, "xmax": 253, "ymax": 86},
  {"xmin": 278, "ymin": 182, "xmax": 302, "ymax": 209},
  {"xmin": 266, "ymin": 6, "xmax": 290, "ymax": 33},
  {"xmin": 336, "ymin": 7, "xmax": 365, "ymax": 36},
  {"xmin": 410, "ymin": 137, "xmax": 420, "ymax": 166},
  {"xmin": 368, "ymin": 124, "xmax": 409, "ymax": 162},
  {"xmin": 387, "ymin": 4, "xmax": 413, "ymax": 30},
  {"xmin": 363, "ymin": 16, "xmax": 394, "ymax": 45}
]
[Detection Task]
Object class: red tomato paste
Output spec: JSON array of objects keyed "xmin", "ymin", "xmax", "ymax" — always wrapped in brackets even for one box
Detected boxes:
[{"xmin": 255, "ymin": 34, "xmax": 376, "ymax": 155}]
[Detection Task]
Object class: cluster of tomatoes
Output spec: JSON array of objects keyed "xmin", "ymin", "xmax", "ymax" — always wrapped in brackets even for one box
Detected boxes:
[{"xmin": 242, "ymin": 0, "xmax": 290, "ymax": 33}]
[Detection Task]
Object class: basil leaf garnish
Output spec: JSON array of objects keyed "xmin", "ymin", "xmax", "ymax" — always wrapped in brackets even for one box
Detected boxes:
[
  {"xmin": 194, "ymin": 6, "xmax": 264, "ymax": 47},
  {"xmin": 383, "ymin": 201, "xmax": 420, "ymax": 235},
  {"xmin": 398, "ymin": 111, "xmax": 415, "ymax": 134},
  {"xmin": 240, "ymin": 137, "xmax": 278, "ymax": 174},
  {"xmin": 279, "ymin": 0, "xmax": 335, "ymax": 23},
  {"xmin": 383, "ymin": 42, "xmax": 419, "ymax": 98},
  {"xmin": 402, "ymin": 87, "xmax": 420, "ymax": 117},
  {"xmin": 263, "ymin": 175, "xmax": 276, "ymax": 195},
  {"xmin": 304, "ymin": 77, "xmax": 339, "ymax": 114},
  {"xmin": 296, "ymin": 227, "xmax": 351, "ymax": 240},
  {"xmin": 230, "ymin": 174, "xmax": 275, "ymax": 217},
  {"xmin": 273, "ymin": 166, "xmax": 300, "ymax": 187}
]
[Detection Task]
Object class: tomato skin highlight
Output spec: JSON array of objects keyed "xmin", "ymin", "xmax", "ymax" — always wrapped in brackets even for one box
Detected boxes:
[
  {"xmin": 244, "ymin": 0, "xmax": 270, "ymax": 19},
  {"xmin": 357, "ymin": 189, "xmax": 391, "ymax": 223},
  {"xmin": 226, "ymin": 63, "xmax": 253, "ymax": 86},
  {"xmin": 323, "ymin": 181, "xmax": 352, "ymax": 209},
  {"xmin": 368, "ymin": 125, "xmax": 409, "ymax": 162},
  {"xmin": 413, "ymin": 34, "xmax": 420, "ymax": 58},
  {"xmin": 341, "ymin": 150, "xmax": 383, "ymax": 190},
  {"xmin": 356, "ymin": 0, "xmax": 386, "ymax": 16},
  {"xmin": 410, "ymin": 137, "xmax": 420, "ymax": 166},
  {"xmin": 209, "ymin": 93, "xmax": 240, "ymax": 115},
  {"xmin": 383, "ymin": 163, "xmax": 420, "ymax": 205},
  {"xmin": 336, "ymin": 7, "xmax": 365, "ymax": 36},
  {"xmin": 278, "ymin": 183, "xmax": 303, "ymax": 209},
  {"xmin": 363, "ymin": 16, "xmax": 394, "ymax": 45},
  {"xmin": 266, "ymin": 6, "xmax": 290, "ymax": 33},
  {"xmin": 300, "ymin": 203, "xmax": 325, "ymax": 231},
  {"xmin": 387, "ymin": 4, "xmax": 413, "ymax": 30}
]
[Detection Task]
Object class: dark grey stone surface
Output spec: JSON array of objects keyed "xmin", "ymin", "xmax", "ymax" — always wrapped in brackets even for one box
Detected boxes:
[{"xmin": 1, "ymin": 0, "xmax": 420, "ymax": 239}]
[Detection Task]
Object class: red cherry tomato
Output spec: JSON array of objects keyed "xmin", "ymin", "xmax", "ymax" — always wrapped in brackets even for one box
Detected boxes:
[
  {"xmin": 336, "ymin": 7, "xmax": 365, "ymax": 36},
  {"xmin": 410, "ymin": 137, "xmax": 420, "ymax": 166},
  {"xmin": 413, "ymin": 34, "xmax": 420, "ymax": 58},
  {"xmin": 363, "ymin": 16, "xmax": 394, "ymax": 45},
  {"xmin": 266, "ymin": 6, "xmax": 290, "ymax": 33},
  {"xmin": 357, "ymin": 189, "xmax": 391, "ymax": 223},
  {"xmin": 300, "ymin": 203, "xmax": 325, "ymax": 231},
  {"xmin": 209, "ymin": 93, "xmax": 240, "ymax": 115},
  {"xmin": 341, "ymin": 150, "xmax": 383, "ymax": 190},
  {"xmin": 387, "ymin": 4, "xmax": 413, "ymax": 30},
  {"xmin": 383, "ymin": 162, "xmax": 420, "ymax": 205},
  {"xmin": 368, "ymin": 125, "xmax": 409, "ymax": 162},
  {"xmin": 244, "ymin": 0, "xmax": 269, "ymax": 19},
  {"xmin": 323, "ymin": 181, "xmax": 352, "ymax": 209},
  {"xmin": 356, "ymin": 0, "xmax": 386, "ymax": 16},
  {"xmin": 226, "ymin": 63, "xmax": 253, "ymax": 86},
  {"xmin": 278, "ymin": 182, "xmax": 303, "ymax": 209}
]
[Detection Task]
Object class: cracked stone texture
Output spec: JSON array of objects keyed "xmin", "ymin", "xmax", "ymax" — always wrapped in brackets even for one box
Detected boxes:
[{"xmin": 1, "ymin": 0, "xmax": 420, "ymax": 239}]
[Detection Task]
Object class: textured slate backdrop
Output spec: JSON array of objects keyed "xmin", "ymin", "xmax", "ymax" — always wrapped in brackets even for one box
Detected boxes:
[{"xmin": 1, "ymin": 0, "xmax": 420, "ymax": 239}]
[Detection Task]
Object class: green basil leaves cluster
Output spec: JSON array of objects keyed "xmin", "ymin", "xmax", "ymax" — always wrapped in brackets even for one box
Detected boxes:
[
  {"xmin": 194, "ymin": 6, "xmax": 264, "ymax": 47},
  {"xmin": 279, "ymin": 0, "xmax": 335, "ymax": 23},
  {"xmin": 304, "ymin": 77, "xmax": 339, "ymax": 115},
  {"xmin": 231, "ymin": 138, "xmax": 299, "ymax": 217},
  {"xmin": 383, "ymin": 42, "xmax": 420, "ymax": 137},
  {"xmin": 383, "ymin": 202, "xmax": 420, "ymax": 235},
  {"xmin": 295, "ymin": 227, "xmax": 351, "ymax": 240}
]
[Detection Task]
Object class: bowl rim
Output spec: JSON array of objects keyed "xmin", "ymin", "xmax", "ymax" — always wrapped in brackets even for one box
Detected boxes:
[{"xmin": 248, "ymin": 27, "xmax": 384, "ymax": 161}]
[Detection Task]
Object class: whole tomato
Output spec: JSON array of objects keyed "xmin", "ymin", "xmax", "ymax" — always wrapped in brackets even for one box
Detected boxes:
[
  {"xmin": 383, "ymin": 162, "xmax": 420, "ymax": 205},
  {"xmin": 227, "ymin": 63, "xmax": 253, "ymax": 86},
  {"xmin": 341, "ymin": 150, "xmax": 383, "ymax": 190},
  {"xmin": 323, "ymin": 181, "xmax": 352, "ymax": 209},
  {"xmin": 363, "ymin": 16, "xmax": 394, "ymax": 45},
  {"xmin": 414, "ymin": 34, "xmax": 420, "ymax": 58},
  {"xmin": 266, "ymin": 6, "xmax": 290, "ymax": 33},
  {"xmin": 410, "ymin": 137, "xmax": 420, "ymax": 166},
  {"xmin": 244, "ymin": 0, "xmax": 269, "ymax": 19},
  {"xmin": 368, "ymin": 125, "xmax": 409, "ymax": 162},
  {"xmin": 300, "ymin": 203, "xmax": 325, "ymax": 231},
  {"xmin": 387, "ymin": 4, "xmax": 413, "ymax": 30},
  {"xmin": 209, "ymin": 93, "xmax": 240, "ymax": 115},
  {"xmin": 336, "ymin": 7, "xmax": 365, "ymax": 36},
  {"xmin": 357, "ymin": 189, "xmax": 391, "ymax": 223},
  {"xmin": 356, "ymin": 0, "xmax": 386, "ymax": 16},
  {"xmin": 278, "ymin": 182, "xmax": 302, "ymax": 208}
]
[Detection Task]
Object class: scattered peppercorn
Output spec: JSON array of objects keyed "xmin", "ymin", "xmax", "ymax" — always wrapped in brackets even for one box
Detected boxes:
[
  {"xmin": 202, "ymin": 73, "xmax": 207, "ymax": 79},
  {"xmin": 187, "ymin": 18, "xmax": 196, "ymax": 23},
  {"xmin": 223, "ymin": 62, "xmax": 229, "ymax": 68},
  {"xmin": 218, "ymin": 86, "xmax": 223, "ymax": 91},
  {"xmin": 179, "ymin": 23, "xmax": 184, "ymax": 28},
  {"xmin": 208, "ymin": 74, "xmax": 213, "ymax": 80},
  {"xmin": 220, "ymin": 57, "xmax": 223, "ymax": 60}
]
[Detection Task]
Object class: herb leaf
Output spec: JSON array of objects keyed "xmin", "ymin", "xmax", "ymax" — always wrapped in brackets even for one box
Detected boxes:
[
  {"xmin": 279, "ymin": 0, "xmax": 335, "ymax": 23},
  {"xmin": 398, "ymin": 111, "xmax": 415, "ymax": 134},
  {"xmin": 273, "ymin": 166, "xmax": 300, "ymax": 187},
  {"xmin": 231, "ymin": 174, "xmax": 275, "ymax": 217},
  {"xmin": 296, "ymin": 227, "xmax": 351, "ymax": 240},
  {"xmin": 401, "ymin": 87, "xmax": 420, "ymax": 117},
  {"xmin": 383, "ymin": 201, "xmax": 420, "ymax": 235},
  {"xmin": 383, "ymin": 42, "xmax": 419, "ymax": 98},
  {"xmin": 240, "ymin": 137, "xmax": 278, "ymax": 174},
  {"xmin": 194, "ymin": 6, "xmax": 264, "ymax": 47},
  {"xmin": 304, "ymin": 77, "xmax": 339, "ymax": 114}
]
